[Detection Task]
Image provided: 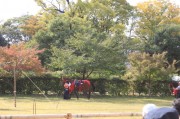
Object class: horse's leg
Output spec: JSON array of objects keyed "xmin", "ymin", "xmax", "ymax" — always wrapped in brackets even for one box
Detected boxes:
[
  {"xmin": 69, "ymin": 93, "xmax": 71, "ymax": 99},
  {"xmin": 87, "ymin": 83, "xmax": 92, "ymax": 99},
  {"xmin": 84, "ymin": 89, "xmax": 91, "ymax": 99},
  {"xmin": 87, "ymin": 89, "xmax": 91, "ymax": 99}
]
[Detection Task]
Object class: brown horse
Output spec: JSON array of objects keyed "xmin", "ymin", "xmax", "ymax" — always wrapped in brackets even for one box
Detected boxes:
[{"xmin": 62, "ymin": 78, "xmax": 93, "ymax": 99}]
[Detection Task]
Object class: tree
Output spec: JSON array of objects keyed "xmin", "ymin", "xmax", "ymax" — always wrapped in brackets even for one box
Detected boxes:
[
  {"xmin": 0, "ymin": 42, "xmax": 44, "ymax": 77},
  {"xmin": 80, "ymin": 0, "xmax": 133, "ymax": 33},
  {"xmin": 153, "ymin": 24, "xmax": 180, "ymax": 72},
  {"xmin": 34, "ymin": 14, "xmax": 74, "ymax": 66},
  {"xmin": 48, "ymin": 15, "xmax": 126, "ymax": 79},
  {"xmin": 135, "ymin": 0, "xmax": 180, "ymax": 73},
  {"xmin": 34, "ymin": 0, "xmax": 134, "ymax": 78},
  {"xmin": 0, "ymin": 33, "xmax": 8, "ymax": 47},
  {"xmin": 35, "ymin": 0, "xmax": 71, "ymax": 14},
  {"xmin": 20, "ymin": 15, "xmax": 43, "ymax": 38},
  {"xmin": 124, "ymin": 52, "xmax": 178, "ymax": 96},
  {"xmin": 0, "ymin": 42, "xmax": 44, "ymax": 107},
  {"xmin": 136, "ymin": 0, "xmax": 180, "ymax": 53},
  {"xmin": 20, "ymin": 11, "xmax": 58, "ymax": 39},
  {"xmin": 0, "ymin": 15, "xmax": 31, "ymax": 44}
]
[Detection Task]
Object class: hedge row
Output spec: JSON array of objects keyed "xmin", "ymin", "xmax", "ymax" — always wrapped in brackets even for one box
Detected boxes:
[{"xmin": 0, "ymin": 75, "xmax": 173, "ymax": 97}]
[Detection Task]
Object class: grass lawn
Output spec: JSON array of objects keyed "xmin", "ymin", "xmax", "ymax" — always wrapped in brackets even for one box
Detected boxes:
[{"xmin": 0, "ymin": 94, "xmax": 176, "ymax": 119}]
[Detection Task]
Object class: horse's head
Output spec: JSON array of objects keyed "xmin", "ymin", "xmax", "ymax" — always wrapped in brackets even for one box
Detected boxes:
[{"xmin": 62, "ymin": 78, "xmax": 67, "ymax": 84}]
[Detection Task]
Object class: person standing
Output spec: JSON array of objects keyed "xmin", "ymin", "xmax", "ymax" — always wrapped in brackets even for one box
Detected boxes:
[
  {"xmin": 173, "ymin": 82, "xmax": 180, "ymax": 98},
  {"xmin": 63, "ymin": 81, "xmax": 70, "ymax": 99},
  {"xmin": 142, "ymin": 98, "xmax": 180, "ymax": 119},
  {"xmin": 172, "ymin": 98, "xmax": 180, "ymax": 114}
]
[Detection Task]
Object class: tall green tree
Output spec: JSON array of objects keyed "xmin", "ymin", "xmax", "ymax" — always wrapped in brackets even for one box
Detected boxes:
[
  {"xmin": 124, "ymin": 52, "xmax": 178, "ymax": 96},
  {"xmin": 136, "ymin": 0, "xmax": 180, "ymax": 53},
  {"xmin": 38, "ymin": 15, "xmax": 125, "ymax": 78},
  {"xmin": 153, "ymin": 24, "xmax": 180, "ymax": 72},
  {"xmin": 34, "ymin": 0, "xmax": 135, "ymax": 78},
  {"xmin": 135, "ymin": 0, "xmax": 180, "ymax": 73}
]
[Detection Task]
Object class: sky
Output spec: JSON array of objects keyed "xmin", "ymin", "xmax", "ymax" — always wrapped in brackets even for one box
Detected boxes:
[
  {"xmin": 0, "ymin": 0, "xmax": 179, "ymax": 21},
  {"xmin": 0, "ymin": 0, "xmax": 41, "ymax": 21}
]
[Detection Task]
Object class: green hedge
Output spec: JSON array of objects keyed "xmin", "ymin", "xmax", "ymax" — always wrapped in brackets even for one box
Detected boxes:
[
  {"xmin": 0, "ymin": 74, "xmax": 62, "ymax": 95},
  {"xmin": 0, "ymin": 75, "xmax": 173, "ymax": 97}
]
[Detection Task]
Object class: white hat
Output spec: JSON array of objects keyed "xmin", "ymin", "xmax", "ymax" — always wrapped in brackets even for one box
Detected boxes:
[{"xmin": 142, "ymin": 104, "xmax": 157, "ymax": 117}]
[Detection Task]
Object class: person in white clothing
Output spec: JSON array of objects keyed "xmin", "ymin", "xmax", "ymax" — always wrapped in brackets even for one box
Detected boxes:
[
  {"xmin": 176, "ymin": 82, "xmax": 180, "ymax": 90},
  {"xmin": 142, "ymin": 104, "xmax": 157, "ymax": 118}
]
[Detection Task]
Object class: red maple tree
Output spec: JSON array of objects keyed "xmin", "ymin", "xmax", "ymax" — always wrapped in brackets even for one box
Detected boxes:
[{"xmin": 0, "ymin": 42, "xmax": 44, "ymax": 76}]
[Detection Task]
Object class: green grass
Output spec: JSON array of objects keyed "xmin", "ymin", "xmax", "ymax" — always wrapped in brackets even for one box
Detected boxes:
[{"xmin": 0, "ymin": 95, "xmax": 176, "ymax": 119}]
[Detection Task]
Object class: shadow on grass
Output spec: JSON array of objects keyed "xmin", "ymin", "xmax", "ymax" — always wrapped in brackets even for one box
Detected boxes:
[{"xmin": 0, "ymin": 94, "xmax": 175, "ymax": 105}]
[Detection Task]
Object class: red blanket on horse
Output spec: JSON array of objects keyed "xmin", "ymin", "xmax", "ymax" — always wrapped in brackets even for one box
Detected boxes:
[
  {"xmin": 69, "ymin": 80, "xmax": 91, "ymax": 93},
  {"xmin": 62, "ymin": 78, "xmax": 92, "ymax": 99}
]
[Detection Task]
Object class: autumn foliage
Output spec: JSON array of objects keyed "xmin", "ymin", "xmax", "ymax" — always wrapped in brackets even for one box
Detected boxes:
[
  {"xmin": 21, "ymin": 16, "xmax": 44, "ymax": 37},
  {"xmin": 0, "ymin": 42, "xmax": 44, "ymax": 75}
]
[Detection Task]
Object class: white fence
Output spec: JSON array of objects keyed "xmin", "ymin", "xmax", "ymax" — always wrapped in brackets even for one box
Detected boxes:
[{"xmin": 0, "ymin": 112, "xmax": 142, "ymax": 119}]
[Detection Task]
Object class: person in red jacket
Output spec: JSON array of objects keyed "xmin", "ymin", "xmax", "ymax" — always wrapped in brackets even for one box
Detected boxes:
[{"xmin": 174, "ymin": 82, "xmax": 180, "ymax": 98}]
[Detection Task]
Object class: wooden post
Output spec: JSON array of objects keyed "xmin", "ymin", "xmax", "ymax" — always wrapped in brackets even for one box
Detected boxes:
[
  {"xmin": 66, "ymin": 113, "xmax": 72, "ymax": 119},
  {"xmin": 13, "ymin": 64, "xmax": 16, "ymax": 107},
  {"xmin": 33, "ymin": 99, "xmax": 36, "ymax": 114}
]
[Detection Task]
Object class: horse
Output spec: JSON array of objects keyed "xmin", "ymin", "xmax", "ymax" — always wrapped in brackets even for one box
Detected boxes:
[{"xmin": 62, "ymin": 78, "xmax": 93, "ymax": 100}]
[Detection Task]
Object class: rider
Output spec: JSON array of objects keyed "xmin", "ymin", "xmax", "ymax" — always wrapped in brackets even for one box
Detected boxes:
[
  {"xmin": 74, "ymin": 79, "xmax": 83, "ymax": 87},
  {"xmin": 74, "ymin": 79, "xmax": 80, "ymax": 87}
]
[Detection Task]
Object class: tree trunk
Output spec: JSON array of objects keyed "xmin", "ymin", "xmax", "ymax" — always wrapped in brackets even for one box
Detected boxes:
[
  {"xmin": 148, "ymin": 78, "xmax": 151, "ymax": 97},
  {"xmin": 82, "ymin": 67, "xmax": 86, "ymax": 80}
]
